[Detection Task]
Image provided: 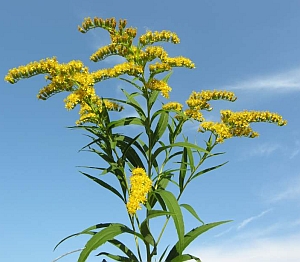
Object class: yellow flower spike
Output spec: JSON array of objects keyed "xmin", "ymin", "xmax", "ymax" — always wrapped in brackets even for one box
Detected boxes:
[
  {"xmin": 126, "ymin": 168, "xmax": 152, "ymax": 215},
  {"xmin": 163, "ymin": 56, "xmax": 196, "ymax": 69},
  {"xmin": 184, "ymin": 109, "xmax": 204, "ymax": 122},
  {"xmin": 139, "ymin": 30, "xmax": 180, "ymax": 46},
  {"xmin": 147, "ymin": 79, "xmax": 172, "ymax": 98},
  {"xmin": 200, "ymin": 109, "xmax": 287, "ymax": 143},
  {"xmin": 162, "ymin": 102, "xmax": 183, "ymax": 111}
]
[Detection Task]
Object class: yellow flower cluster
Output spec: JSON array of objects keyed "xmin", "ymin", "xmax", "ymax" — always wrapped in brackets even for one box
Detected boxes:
[
  {"xmin": 184, "ymin": 109, "xmax": 204, "ymax": 121},
  {"xmin": 5, "ymin": 57, "xmax": 59, "ymax": 84},
  {"xmin": 90, "ymin": 44, "xmax": 119, "ymax": 62},
  {"xmin": 186, "ymin": 90, "xmax": 237, "ymax": 111},
  {"xmin": 110, "ymin": 27, "xmax": 137, "ymax": 44},
  {"xmin": 4, "ymin": 58, "xmax": 90, "ymax": 101},
  {"xmin": 149, "ymin": 62, "xmax": 172, "ymax": 74},
  {"xmin": 147, "ymin": 56, "xmax": 195, "ymax": 74},
  {"xmin": 141, "ymin": 46, "xmax": 168, "ymax": 62},
  {"xmin": 221, "ymin": 110, "xmax": 287, "ymax": 127},
  {"xmin": 200, "ymin": 110, "xmax": 287, "ymax": 143},
  {"xmin": 139, "ymin": 30, "xmax": 180, "ymax": 46},
  {"xmin": 163, "ymin": 57, "xmax": 195, "ymax": 69},
  {"xmin": 147, "ymin": 79, "xmax": 172, "ymax": 98},
  {"xmin": 78, "ymin": 17, "xmax": 118, "ymax": 34},
  {"xmin": 91, "ymin": 62, "xmax": 143, "ymax": 83},
  {"xmin": 126, "ymin": 168, "xmax": 152, "ymax": 215},
  {"xmin": 162, "ymin": 102, "xmax": 183, "ymax": 111},
  {"xmin": 75, "ymin": 99, "xmax": 123, "ymax": 125}
]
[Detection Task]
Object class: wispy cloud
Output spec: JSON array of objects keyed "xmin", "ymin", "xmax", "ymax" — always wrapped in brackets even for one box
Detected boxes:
[
  {"xmin": 245, "ymin": 143, "xmax": 280, "ymax": 158},
  {"xmin": 269, "ymin": 177, "xmax": 300, "ymax": 203},
  {"xmin": 214, "ymin": 209, "xmax": 272, "ymax": 238},
  {"xmin": 224, "ymin": 67, "xmax": 300, "ymax": 92},
  {"xmin": 237, "ymin": 209, "xmax": 272, "ymax": 230},
  {"xmin": 289, "ymin": 140, "xmax": 300, "ymax": 159}
]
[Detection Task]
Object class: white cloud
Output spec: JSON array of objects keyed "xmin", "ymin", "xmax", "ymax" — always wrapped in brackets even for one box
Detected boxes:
[
  {"xmin": 225, "ymin": 67, "xmax": 300, "ymax": 92},
  {"xmin": 192, "ymin": 233, "xmax": 300, "ymax": 262},
  {"xmin": 269, "ymin": 178, "xmax": 300, "ymax": 203},
  {"xmin": 246, "ymin": 143, "xmax": 280, "ymax": 158},
  {"xmin": 237, "ymin": 209, "xmax": 272, "ymax": 230}
]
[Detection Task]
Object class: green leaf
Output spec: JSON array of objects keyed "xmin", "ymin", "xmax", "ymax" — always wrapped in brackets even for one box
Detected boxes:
[
  {"xmin": 106, "ymin": 239, "xmax": 139, "ymax": 261},
  {"xmin": 152, "ymin": 142, "xmax": 209, "ymax": 164},
  {"xmin": 78, "ymin": 223, "xmax": 143, "ymax": 262},
  {"xmin": 80, "ymin": 172, "xmax": 125, "ymax": 201},
  {"xmin": 161, "ymin": 70, "xmax": 173, "ymax": 83},
  {"xmin": 119, "ymin": 77, "xmax": 142, "ymax": 90},
  {"xmin": 147, "ymin": 209, "xmax": 174, "ymax": 219},
  {"xmin": 180, "ymin": 204, "xmax": 204, "ymax": 224},
  {"xmin": 166, "ymin": 221, "xmax": 231, "ymax": 261},
  {"xmin": 107, "ymin": 117, "xmax": 144, "ymax": 129},
  {"xmin": 191, "ymin": 161, "xmax": 228, "ymax": 180},
  {"xmin": 186, "ymin": 147, "xmax": 195, "ymax": 173},
  {"xmin": 159, "ymin": 245, "xmax": 169, "ymax": 262},
  {"xmin": 148, "ymin": 90, "xmax": 160, "ymax": 109},
  {"xmin": 53, "ymin": 223, "xmax": 112, "ymax": 251},
  {"xmin": 140, "ymin": 220, "xmax": 155, "ymax": 246},
  {"xmin": 152, "ymin": 110, "xmax": 169, "ymax": 145},
  {"xmin": 96, "ymin": 252, "xmax": 132, "ymax": 261},
  {"xmin": 179, "ymin": 147, "xmax": 188, "ymax": 192},
  {"xmin": 122, "ymin": 89, "xmax": 146, "ymax": 119},
  {"xmin": 171, "ymin": 254, "xmax": 201, "ymax": 262},
  {"xmin": 155, "ymin": 190, "xmax": 185, "ymax": 253}
]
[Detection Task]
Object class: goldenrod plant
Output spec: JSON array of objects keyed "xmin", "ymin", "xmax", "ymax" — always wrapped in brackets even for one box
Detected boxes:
[{"xmin": 5, "ymin": 17, "xmax": 287, "ymax": 262}]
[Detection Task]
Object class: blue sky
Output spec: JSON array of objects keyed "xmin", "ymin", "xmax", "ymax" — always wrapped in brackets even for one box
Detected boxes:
[{"xmin": 1, "ymin": 0, "xmax": 300, "ymax": 261}]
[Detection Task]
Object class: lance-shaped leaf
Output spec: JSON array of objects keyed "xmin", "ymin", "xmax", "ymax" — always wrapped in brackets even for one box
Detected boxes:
[
  {"xmin": 180, "ymin": 204, "xmax": 204, "ymax": 224},
  {"xmin": 96, "ymin": 252, "xmax": 132, "ymax": 261},
  {"xmin": 165, "ymin": 221, "xmax": 231, "ymax": 261},
  {"xmin": 96, "ymin": 239, "xmax": 139, "ymax": 261},
  {"xmin": 80, "ymin": 172, "xmax": 125, "ymax": 201},
  {"xmin": 152, "ymin": 142, "xmax": 209, "ymax": 165},
  {"xmin": 107, "ymin": 117, "xmax": 145, "ymax": 129},
  {"xmin": 152, "ymin": 110, "xmax": 169, "ymax": 146},
  {"xmin": 54, "ymin": 223, "xmax": 113, "ymax": 251},
  {"xmin": 179, "ymin": 147, "xmax": 188, "ymax": 192},
  {"xmin": 155, "ymin": 190, "xmax": 185, "ymax": 253},
  {"xmin": 78, "ymin": 223, "xmax": 143, "ymax": 262},
  {"xmin": 171, "ymin": 254, "xmax": 201, "ymax": 262},
  {"xmin": 191, "ymin": 161, "xmax": 228, "ymax": 180}
]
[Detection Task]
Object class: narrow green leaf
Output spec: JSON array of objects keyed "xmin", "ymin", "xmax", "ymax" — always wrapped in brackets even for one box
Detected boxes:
[
  {"xmin": 191, "ymin": 161, "xmax": 228, "ymax": 180},
  {"xmin": 148, "ymin": 90, "xmax": 160, "ymax": 109},
  {"xmin": 179, "ymin": 147, "xmax": 188, "ymax": 192},
  {"xmin": 186, "ymin": 147, "xmax": 195, "ymax": 173},
  {"xmin": 147, "ymin": 210, "xmax": 174, "ymax": 219},
  {"xmin": 119, "ymin": 77, "xmax": 142, "ymax": 89},
  {"xmin": 171, "ymin": 254, "xmax": 201, "ymax": 262},
  {"xmin": 107, "ymin": 117, "xmax": 144, "ymax": 129},
  {"xmin": 96, "ymin": 252, "xmax": 132, "ymax": 261},
  {"xmin": 152, "ymin": 110, "xmax": 169, "ymax": 145},
  {"xmin": 155, "ymin": 190, "xmax": 184, "ymax": 253},
  {"xmin": 161, "ymin": 70, "xmax": 173, "ymax": 83},
  {"xmin": 140, "ymin": 220, "xmax": 155, "ymax": 246},
  {"xmin": 166, "ymin": 221, "xmax": 231, "ymax": 261},
  {"xmin": 122, "ymin": 89, "xmax": 146, "ymax": 119},
  {"xmin": 80, "ymin": 172, "xmax": 124, "ymax": 201},
  {"xmin": 105, "ymin": 239, "xmax": 139, "ymax": 261},
  {"xmin": 53, "ymin": 223, "xmax": 112, "ymax": 251},
  {"xmin": 78, "ymin": 223, "xmax": 143, "ymax": 262},
  {"xmin": 159, "ymin": 245, "xmax": 169, "ymax": 262},
  {"xmin": 152, "ymin": 142, "xmax": 209, "ymax": 163},
  {"xmin": 180, "ymin": 204, "xmax": 204, "ymax": 224}
]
